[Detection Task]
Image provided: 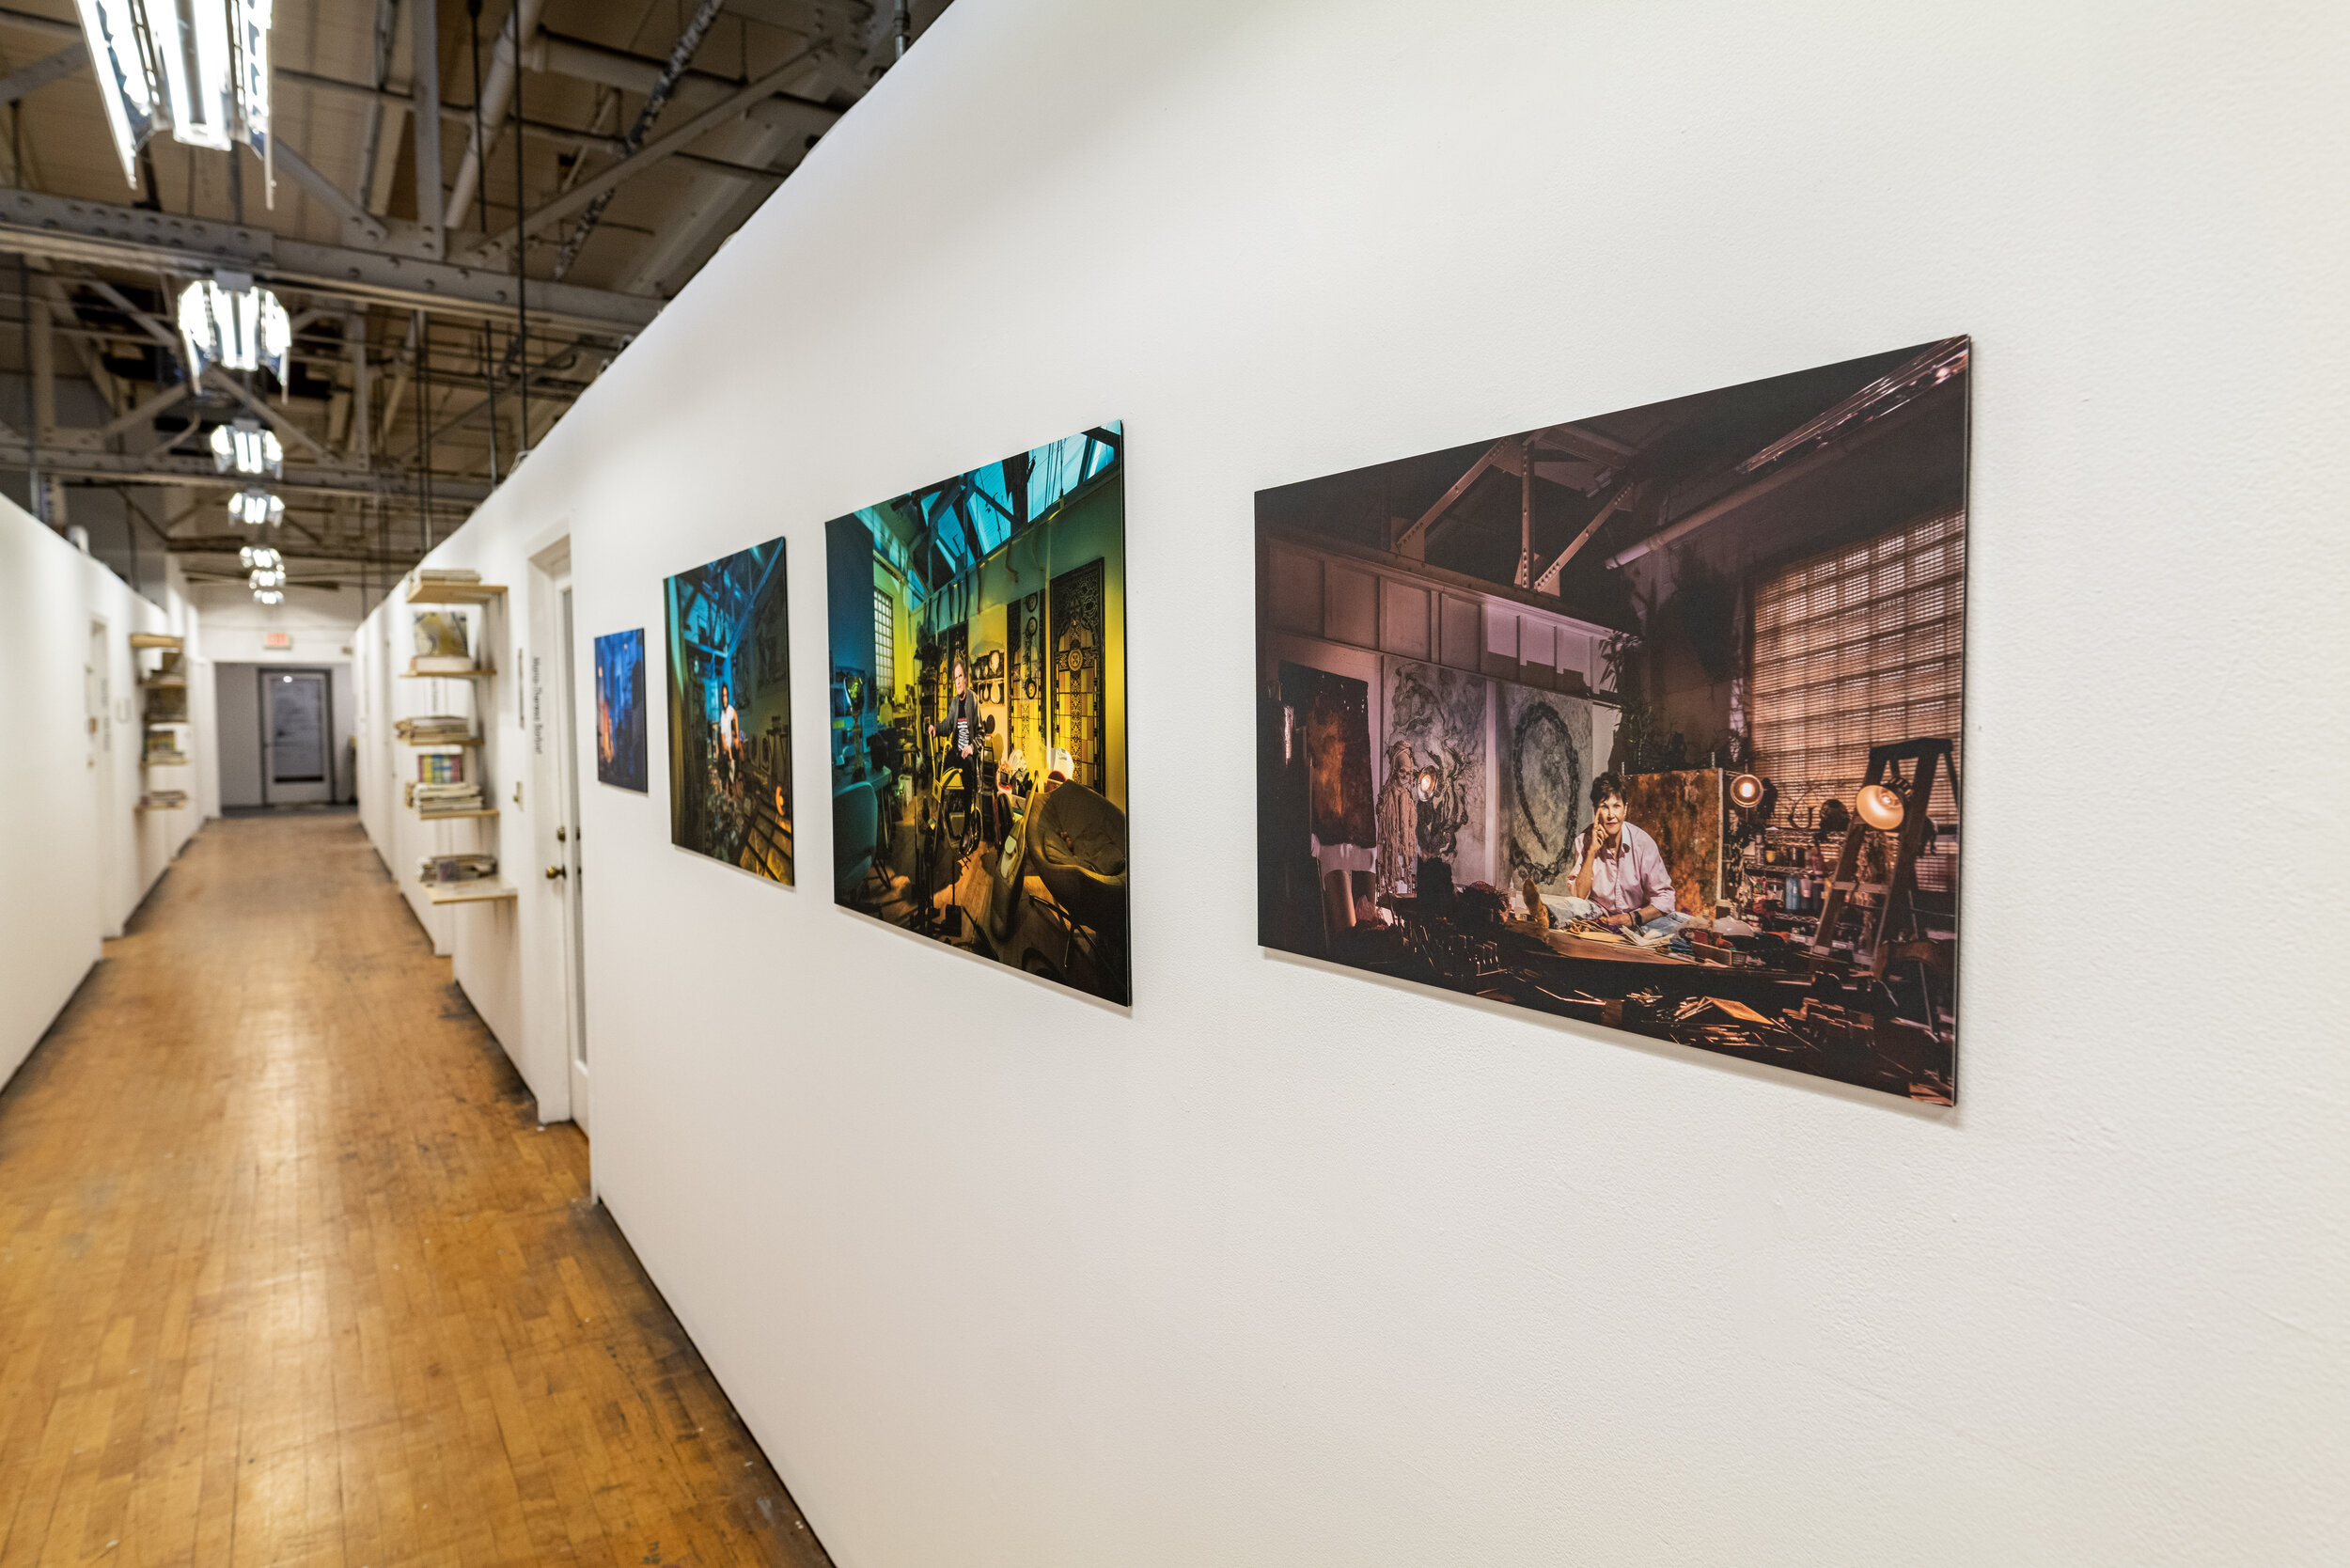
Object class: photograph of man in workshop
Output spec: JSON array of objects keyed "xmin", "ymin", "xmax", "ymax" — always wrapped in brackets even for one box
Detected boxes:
[
  {"xmin": 826, "ymin": 425, "xmax": 1130, "ymax": 1005},
  {"xmin": 1256, "ymin": 339, "xmax": 1968, "ymax": 1104},
  {"xmin": 665, "ymin": 536, "xmax": 793, "ymax": 886},
  {"xmin": 932, "ymin": 654, "xmax": 982, "ymax": 841}
]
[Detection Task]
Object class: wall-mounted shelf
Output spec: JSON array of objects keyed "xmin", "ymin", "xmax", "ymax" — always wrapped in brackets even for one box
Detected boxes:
[
  {"xmin": 400, "ymin": 735, "xmax": 482, "ymax": 747},
  {"xmin": 406, "ymin": 579, "xmax": 507, "ymax": 605},
  {"xmin": 129, "ymin": 633, "xmax": 183, "ymax": 650},
  {"xmin": 138, "ymin": 676, "xmax": 188, "ymax": 689},
  {"xmin": 137, "ymin": 797, "xmax": 188, "ymax": 812},
  {"xmin": 423, "ymin": 879, "xmax": 518, "ymax": 905},
  {"xmin": 412, "ymin": 806, "xmax": 500, "ymax": 821},
  {"xmin": 144, "ymin": 752, "xmax": 193, "ymax": 768},
  {"xmin": 400, "ymin": 665, "xmax": 496, "ymax": 680}
]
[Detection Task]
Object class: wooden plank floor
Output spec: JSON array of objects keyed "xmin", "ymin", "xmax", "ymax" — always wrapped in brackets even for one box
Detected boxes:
[{"xmin": 0, "ymin": 812, "xmax": 832, "ymax": 1568}]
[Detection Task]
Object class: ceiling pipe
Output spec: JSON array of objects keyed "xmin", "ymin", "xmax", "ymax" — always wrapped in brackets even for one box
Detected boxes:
[{"xmin": 446, "ymin": 0, "xmax": 550, "ymax": 241}]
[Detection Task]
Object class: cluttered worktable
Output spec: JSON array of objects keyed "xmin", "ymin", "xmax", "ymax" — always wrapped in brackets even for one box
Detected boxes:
[{"xmin": 1340, "ymin": 892, "xmax": 1952, "ymax": 1104}]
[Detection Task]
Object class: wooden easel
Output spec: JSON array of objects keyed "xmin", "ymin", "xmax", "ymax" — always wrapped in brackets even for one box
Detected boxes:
[{"xmin": 1810, "ymin": 737, "xmax": 1955, "ymax": 978}]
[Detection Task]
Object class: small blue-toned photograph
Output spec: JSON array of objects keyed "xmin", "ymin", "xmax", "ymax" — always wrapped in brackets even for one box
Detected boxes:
[{"xmin": 593, "ymin": 628, "xmax": 650, "ymax": 793}]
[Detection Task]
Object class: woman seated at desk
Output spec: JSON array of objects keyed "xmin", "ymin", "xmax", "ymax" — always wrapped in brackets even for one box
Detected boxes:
[{"xmin": 1568, "ymin": 771, "xmax": 1677, "ymax": 931}]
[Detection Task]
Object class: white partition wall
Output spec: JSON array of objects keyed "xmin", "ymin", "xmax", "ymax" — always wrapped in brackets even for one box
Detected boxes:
[
  {"xmin": 352, "ymin": 3, "xmax": 2349, "ymax": 1562},
  {"xmin": 0, "ymin": 501, "xmax": 202, "ymax": 1088}
]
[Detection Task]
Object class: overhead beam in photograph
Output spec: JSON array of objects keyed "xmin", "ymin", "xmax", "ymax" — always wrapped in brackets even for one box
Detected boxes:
[
  {"xmin": 1603, "ymin": 388, "xmax": 1946, "ymax": 570},
  {"xmin": 1392, "ymin": 438, "xmax": 1511, "ymax": 560},
  {"xmin": 469, "ymin": 45, "xmax": 819, "ymax": 266},
  {"xmin": 0, "ymin": 190, "xmax": 663, "ymax": 337},
  {"xmin": 1531, "ymin": 476, "xmax": 1640, "ymax": 596},
  {"xmin": 1533, "ymin": 422, "xmax": 1637, "ymax": 466}
]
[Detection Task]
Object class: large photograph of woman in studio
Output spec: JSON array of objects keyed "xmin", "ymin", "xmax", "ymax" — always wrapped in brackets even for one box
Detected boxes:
[{"xmin": 1256, "ymin": 342, "xmax": 1968, "ymax": 1103}]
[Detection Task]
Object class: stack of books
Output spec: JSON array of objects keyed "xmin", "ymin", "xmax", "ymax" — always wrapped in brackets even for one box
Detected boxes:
[
  {"xmin": 418, "ymin": 853, "xmax": 498, "ymax": 885},
  {"xmin": 394, "ymin": 714, "xmax": 475, "ymax": 744},
  {"xmin": 416, "ymin": 751, "xmax": 466, "ymax": 785},
  {"xmin": 411, "ymin": 780, "xmax": 487, "ymax": 817},
  {"xmin": 140, "ymin": 790, "xmax": 189, "ymax": 810},
  {"xmin": 411, "ymin": 652, "xmax": 480, "ymax": 675},
  {"xmin": 415, "ymin": 567, "xmax": 481, "ymax": 585}
]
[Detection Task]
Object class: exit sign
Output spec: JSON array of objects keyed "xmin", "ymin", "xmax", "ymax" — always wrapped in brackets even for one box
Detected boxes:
[{"xmin": 263, "ymin": 632, "xmax": 293, "ymax": 651}]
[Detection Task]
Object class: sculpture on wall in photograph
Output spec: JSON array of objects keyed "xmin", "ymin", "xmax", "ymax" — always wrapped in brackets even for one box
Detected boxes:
[
  {"xmin": 1256, "ymin": 338, "xmax": 1970, "ymax": 1104},
  {"xmin": 825, "ymin": 425, "xmax": 1131, "ymax": 1003},
  {"xmin": 1383, "ymin": 657, "xmax": 1486, "ymax": 888},
  {"xmin": 665, "ymin": 539, "xmax": 792, "ymax": 884}
]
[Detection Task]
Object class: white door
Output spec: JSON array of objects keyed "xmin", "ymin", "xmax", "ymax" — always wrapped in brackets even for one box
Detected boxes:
[
  {"xmin": 86, "ymin": 620, "xmax": 117, "ymax": 933},
  {"xmin": 261, "ymin": 670, "xmax": 335, "ymax": 805},
  {"xmin": 556, "ymin": 579, "xmax": 591, "ymax": 1132}
]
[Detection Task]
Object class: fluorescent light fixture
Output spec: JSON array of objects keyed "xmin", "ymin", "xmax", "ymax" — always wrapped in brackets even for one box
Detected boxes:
[
  {"xmin": 179, "ymin": 277, "xmax": 289, "ymax": 379},
  {"xmin": 75, "ymin": 0, "xmax": 273, "ymax": 175},
  {"xmin": 155, "ymin": 0, "xmax": 234, "ymax": 151},
  {"xmin": 232, "ymin": 0, "xmax": 271, "ymax": 161},
  {"xmin": 253, "ymin": 588, "xmax": 284, "ymax": 604},
  {"xmin": 248, "ymin": 565, "xmax": 285, "ymax": 588},
  {"xmin": 75, "ymin": 0, "xmax": 157, "ymax": 185},
  {"xmin": 211, "ymin": 417, "xmax": 282, "ymax": 478},
  {"xmin": 228, "ymin": 488, "xmax": 284, "ymax": 526},
  {"xmin": 238, "ymin": 543, "xmax": 281, "ymax": 569}
]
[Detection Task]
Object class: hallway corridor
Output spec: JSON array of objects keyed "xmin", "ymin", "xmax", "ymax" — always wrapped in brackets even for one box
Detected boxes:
[{"xmin": 0, "ymin": 815, "xmax": 828, "ymax": 1568}]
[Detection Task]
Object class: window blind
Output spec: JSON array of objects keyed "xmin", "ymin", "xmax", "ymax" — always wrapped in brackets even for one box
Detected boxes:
[
  {"xmin": 872, "ymin": 587, "xmax": 894, "ymax": 688},
  {"xmin": 1749, "ymin": 508, "xmax": 1965, "ymax": 822}
]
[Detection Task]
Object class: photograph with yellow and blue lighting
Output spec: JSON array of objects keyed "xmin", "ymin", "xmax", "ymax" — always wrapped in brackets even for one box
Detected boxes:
[{"xmin": 825, "ymin": 425, "xmax": 1128, "ymax": 1004}]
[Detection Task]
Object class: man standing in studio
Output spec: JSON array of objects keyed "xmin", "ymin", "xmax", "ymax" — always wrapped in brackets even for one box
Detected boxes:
[
  {"xmin": 931, "ymin": 654, "xmax": 984, "ymax": 847},
  {"xmin": 717, "ymin": 682, "xmax": 742, "ymax": 795}
]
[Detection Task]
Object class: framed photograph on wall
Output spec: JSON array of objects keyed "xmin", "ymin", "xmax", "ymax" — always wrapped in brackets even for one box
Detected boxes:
[
  {"xmin": 824, "ymin": 424, "xmax": 1130, "ymax": 1004},
  {"xmin": 665, "ymin": 539, "xmax": 793, "ymax": 884},
  {"xmin": 1256, "ymin": 341, "xmax": 1969, "ymax": 1103},
  {"xmin": 593, "ymin": 629, "xmax": 649, "ymax": 792}
]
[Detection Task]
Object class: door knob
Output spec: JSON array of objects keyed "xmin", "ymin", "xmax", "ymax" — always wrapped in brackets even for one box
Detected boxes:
[{"xmin": 544, "ymin": 864, "xmax": 567, "ymax": 880}]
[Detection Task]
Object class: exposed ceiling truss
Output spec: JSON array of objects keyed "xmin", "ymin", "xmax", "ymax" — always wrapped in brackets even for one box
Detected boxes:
[{"xmin": 0, "ymin": 0, "xmax": 954, "ymax": 602}]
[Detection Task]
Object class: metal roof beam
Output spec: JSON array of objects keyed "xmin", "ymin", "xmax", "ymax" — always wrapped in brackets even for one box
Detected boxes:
[
  {"xmin": 470, "ymin": 45, "xmax": 817, "ymax": 265},
  {"xmin": 0, "ymin": 189, "xmax": 661, "ymax": 337},
  {"xmin": 0, "ymin": 39, "xmax": 85, "ymax": 106},
  {"xmin": 0, "ymin": 443, "xmax": 491, "ymax": 505}
]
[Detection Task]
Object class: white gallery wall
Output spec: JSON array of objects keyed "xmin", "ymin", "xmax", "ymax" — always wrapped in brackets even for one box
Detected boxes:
[
  {"xmin": 356, "ymin": 2, "xmax": 2349, "ymax": 1562},
  {"xmin": 0, "ymin": 500, "xmax": 202, "ymax": 1089}
]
